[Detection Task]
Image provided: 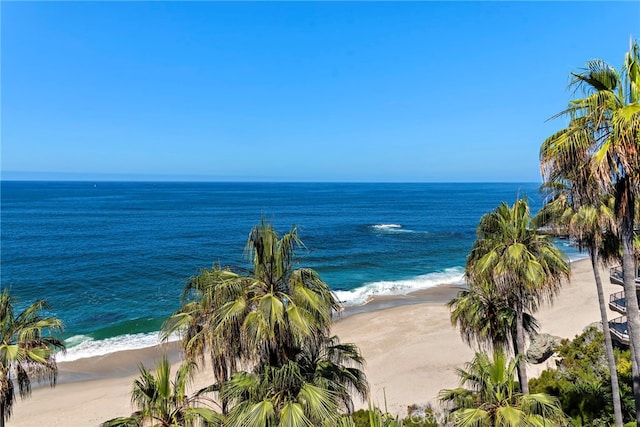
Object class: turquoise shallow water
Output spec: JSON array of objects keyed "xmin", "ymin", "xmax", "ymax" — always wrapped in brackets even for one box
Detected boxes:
[{"xmin": 0, "ymin": 182, "xmax": 583, "ymax": 360}]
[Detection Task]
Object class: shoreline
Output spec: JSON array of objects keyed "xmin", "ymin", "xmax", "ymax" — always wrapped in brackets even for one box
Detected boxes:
[
  {"xmin": 340, "ymin": 282, "xmax": 465, "ymax": 318},
  {"xmin": 12, "ymin": 257, "xmax": 615, "ymax": 425},
  {"xmin": 53, "ymin": 282, "xmax": 465, "ymax": 385},
  {"xmin": 56, "ymin": 255, "xmax": 587, "ymax": 365}
]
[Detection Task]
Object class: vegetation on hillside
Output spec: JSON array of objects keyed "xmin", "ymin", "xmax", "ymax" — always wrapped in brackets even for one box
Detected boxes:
[{"xmin": 530, "ymin": 326, "xmax": 637, "ymax": 425}]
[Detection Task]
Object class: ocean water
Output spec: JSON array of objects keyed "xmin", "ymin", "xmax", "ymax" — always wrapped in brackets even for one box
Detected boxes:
[{"xmin": 0, "ymin": 182, "xmax": 583, "ymax": 361}]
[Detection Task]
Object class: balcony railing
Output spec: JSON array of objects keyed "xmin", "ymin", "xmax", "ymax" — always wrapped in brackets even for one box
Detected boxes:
[
  {"xmin": 609, "ymin": 316, "xmax": 630, "ymax": 346},
  {"xmin": 609, "ymin": 266, "xmax": 640, "ymax": 287},
  {"xmin": 609, "ymin": 291, "xmax": 627, "ymax": 314},
  {"xmin": 610, "ymin": 267, "xmax": 624, "ymax": 285}
]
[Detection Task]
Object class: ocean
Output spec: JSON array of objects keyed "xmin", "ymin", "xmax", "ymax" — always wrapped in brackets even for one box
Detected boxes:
[{"xmin": 0, "ymin": 182, "xmax": 583, "ymax": 361}]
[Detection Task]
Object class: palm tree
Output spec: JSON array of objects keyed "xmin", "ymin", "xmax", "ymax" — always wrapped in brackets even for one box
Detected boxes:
[
  {"xmin": 541, "ymin": 40, "xmax": 640, "ymax": 417},
  {"xmin": 222, "ymin": 361, "xmax": 341, "ymax": 427},
  {"xmin": 101, "ymin": 357, "xmax": 222, "ymax": 427},
  {"xmin": 209, "ymin": 335, "xmax": 367, "ymax": 426},
  {"xmin": 0, "ymin": 289, "xmax": 65, "ymax": 427},
  {"xmin": 439, "ymin": 350, "xmax": 568, "ymax": 426},
  {"xmin": 466, "ymin": 198, "xmax": 570, "ymax": 394},
  {"xmin": 162, "ymin": 220, "xmax": 367, "ymax": 417},
  {"xmin": 448, "ymin": 279, "xmax": 539, "ymax": 353},
  {"xmin": 569, "ymin": 203, "xmax": 625, "ymax": 418},
  {"xmin": 292, "ymin": 334, "xmax": 369, "ymax": 414},
  {"xmin": 238, "ymin": 220, "xmax": 341, "ymax": 366},
  {"xmin": 536, "ymin": 180, "xmax": 624, "ymax": 426},
  {"xmin": 161, "ymin": 267, "xmax": 248, "ymax": 414},
  {"xmin": 164, "ymin": 220, "xmax": 340, "ymax": 365}
]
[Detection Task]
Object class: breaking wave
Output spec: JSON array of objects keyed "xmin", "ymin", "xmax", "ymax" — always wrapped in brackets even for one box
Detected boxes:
[{"xmin": 334, "ymin": 267, "xmax": 465, "ymax": 305}]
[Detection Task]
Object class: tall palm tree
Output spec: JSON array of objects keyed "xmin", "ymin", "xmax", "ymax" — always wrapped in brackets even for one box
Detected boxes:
[
  {"xmin": 0, "ymin": 289, "xmax": 65, "ymax": 427},
  {"xmin": 569, "ymin": 203, "xmax": 625, "ymax": 422},
  {"xmin": 541, "ymin": 40, "xmax": 640, "ymax": 418},
  {"xmin": 536, "ymin": 164, "xmax": 625, "ymax": 425},
  {"xmin": 101, "ymin": 357, "xmax": 222, "ymax": 427},
  {"xmin": 448, "ymin": 279, "xmax": 539, "ymax": 352},
  {"xmin": 162, "ymin": 220, "xmax": 366, "ymax": 417},
  {"xmin": 439, "ymin": 350, "xmax": 568, "ymax": 426},
  {"xmin": 239, "ymin": 220, "xmax": 341, "ymax": 366},
  {"xmin": 466, "ymin": 198, "xmax": 570, "ymax": 394},
  {"xmin": 164, "ymin": 220, "xmax": 340, "ymax": 367}
]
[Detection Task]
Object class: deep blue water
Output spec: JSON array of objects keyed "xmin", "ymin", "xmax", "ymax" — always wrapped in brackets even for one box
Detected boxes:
[{"xmin": 0, "ymin": 182, "xmax": 581, "ymax": 360}]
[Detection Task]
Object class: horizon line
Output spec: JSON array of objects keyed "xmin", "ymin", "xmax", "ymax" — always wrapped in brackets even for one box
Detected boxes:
[{"xmin": 1, "ymin": 171, "xmax": 542, "ymax": 185}]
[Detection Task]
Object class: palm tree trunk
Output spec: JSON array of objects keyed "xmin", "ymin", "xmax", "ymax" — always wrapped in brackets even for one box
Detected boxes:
[
  {"xmin": 590, "ymin": 248, "xmax": 623, "ymax": 427},
  {"xmin": 218, "ymin": 359, "xmax": 229, "ymax": 416},
  {"xmin": 515, "ymin": 303, "xmax": 529, "ymax": 394},
  {"xmin": 510, "ymin": 326, "xmax": 519, "ymax": 358},
  {"xmin": 619, "ymin": 189, "xmax": 640, "ymax": 422},
  {"xmin": 220, "ymin": 385, "xmax": 229, "ymax": 416}
]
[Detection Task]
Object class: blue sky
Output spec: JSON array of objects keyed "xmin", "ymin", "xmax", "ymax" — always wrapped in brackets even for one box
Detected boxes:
[{"xmin": 2, "ymin": 2, "xmax": 639, "ymax": 182}]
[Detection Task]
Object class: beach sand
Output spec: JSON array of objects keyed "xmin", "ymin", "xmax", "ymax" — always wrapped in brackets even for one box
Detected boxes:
[{"xmin": 9, "ymin": 259, "xmax": 622, "ymax": 425}]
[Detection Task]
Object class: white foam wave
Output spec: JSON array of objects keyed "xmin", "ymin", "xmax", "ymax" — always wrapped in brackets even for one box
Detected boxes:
[
  {"xmin": 372, "ymin": 224, "xmax": 402, "ymax": 230},
  {"xmin": 64, "ymin": 334, "xmax": 91, "ymax": 346},
  {"xmin": 557, "ymin": 240, "xmax": 588, "ymax": 262},
  {"xmin": 568, "ymin": 253, "xmax": 589, "ymax": 262},
  {"xmin": 371, "ymin": 224, "xmax": 412, "ymax": 233},
  {"xmin": 334, "ymin": 267, "xmax": 465, "ymax": 306},
  {"xmin": 56, "ymin": 332, "xmax": 181, "ymax": 362}
]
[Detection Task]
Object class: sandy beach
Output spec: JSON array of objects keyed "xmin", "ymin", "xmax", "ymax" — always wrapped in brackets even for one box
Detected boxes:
[{"xmin": 9, "ymin": 258, "xmax": 622, "ymax": 425}]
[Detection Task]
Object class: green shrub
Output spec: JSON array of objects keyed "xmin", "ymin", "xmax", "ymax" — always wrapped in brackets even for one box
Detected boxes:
[
  {"xmin": 348, "ymin": 406, "xmax": 439, "ymax": 427},
  {"xmin": 529, "ymin": 326, "xmax": 636, "ymax": 424}
]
